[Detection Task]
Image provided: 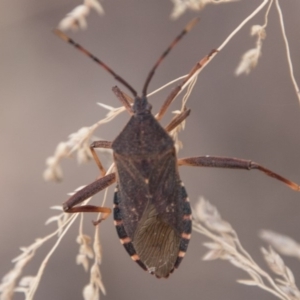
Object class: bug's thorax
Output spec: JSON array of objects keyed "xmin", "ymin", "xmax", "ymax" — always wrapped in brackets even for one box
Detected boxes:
[{"xmin": 111, "ymin": 96, "xmax": 174, "ymax": 157}]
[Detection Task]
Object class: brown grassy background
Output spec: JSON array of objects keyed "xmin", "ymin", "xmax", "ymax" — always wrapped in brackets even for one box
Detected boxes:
[{"xmin": 1, "ymin": 0, "xmax": 300, "ymax": 299}]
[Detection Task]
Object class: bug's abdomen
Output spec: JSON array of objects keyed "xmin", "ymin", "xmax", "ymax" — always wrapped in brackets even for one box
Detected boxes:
[
  {"xmin": 113, "ymin": 186, "xmax": 148, "ymax": 271},
  {"xmin": 113, "ymin": 182, "xmax": 192, "ymax": 278}
]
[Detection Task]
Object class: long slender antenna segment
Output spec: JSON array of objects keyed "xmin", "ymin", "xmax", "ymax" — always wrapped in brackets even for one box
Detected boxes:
[
  {"xmin": 142, "ymin": 17, "xmax": 200, "ymax": 97},
  {"xmin": 54, "ymin": 29, "xmax": 137, "ymax": 97}
]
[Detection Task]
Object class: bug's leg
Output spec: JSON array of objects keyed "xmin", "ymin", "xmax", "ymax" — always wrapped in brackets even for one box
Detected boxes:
[
  {"xmin": 178, "ymin": 156, "xmax": 300, "ymax": 191},
  {"xmin": 90, "ymin": 140, "xmax": 112, "ymax": 177},
  {"xmin": 63, "ymin": 172, "xmax": 116, "ymax": 223},
  {"xmin": 156, "ymin": 49, "xmax": 217, "ymax": 121},
  {"xmin": 112, "ymin": 86, "xmax": 134, "ymax": 115},
  {"xmin": 164, "ymin": 108, "xmax": 191, "ymax": 132}
]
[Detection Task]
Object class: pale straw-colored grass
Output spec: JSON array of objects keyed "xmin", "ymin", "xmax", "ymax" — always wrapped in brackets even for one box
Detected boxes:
[
  {"xmin": 170, "ymin": 0, "xmax": 238, "ymax": 19},
  {"xmin": 58, "ymin": 0, "xmax": 104, "ymax": 31},
  {"xmin": 1, "ymin": 1, "xmax": 299, "ymax": 299},
  {"xmin": 194, "ymin": 198, "xmax": 300, "ymax": 300}
]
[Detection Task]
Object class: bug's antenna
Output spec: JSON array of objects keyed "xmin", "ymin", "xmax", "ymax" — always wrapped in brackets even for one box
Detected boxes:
[
  {"xmin": 54, "ymin": 29, "xmax": 138, "ymax": 97},
  {"xmin": 142, "ymin": 17, "xmax": 199, "ymax": 97}
]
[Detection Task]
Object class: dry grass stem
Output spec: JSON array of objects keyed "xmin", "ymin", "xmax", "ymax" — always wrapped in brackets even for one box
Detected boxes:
[
  {"xmin": 77, "ymin": 164, "xmax": 113, "ymax": 298},
  {"xmin": 234, "ymin": 0, "xmax": 300, "ymax": 103},
  {"xmin": 58, "ymin": 0, "xmax": 104, "ymax": 31},
  {"xmin": 0, "ymin": 207, "xmax": 76, "ymax": 300},
  {"xmin": 235, "ymin": 0, "xmax": 269, "ymax": 75},
  {"xmin": 274, "ymin": 0, "xmax": 300, "ymax": 103},
  {"xmin": 170, "ymin": 0, "xmax": 237, "ymax": 19},
  {"xmin": 175, "ymin": 0, "xmax": 275, "ymax": 97},
  {"xmin": 169, "ymin": 75, "xmax": 199, "ymax": 152},
  {"xmin": 260, "ymin": 230, "xmax": 300, "ymax": 260},
  {"xmin": 78, "ymin": 167, "xmax": 112, "ymax": 299},
  {"xmin": 147, "ymin": 75, "xmax": 188, "ymax": 97},
  {"xmin": 193, "ymin": 197, "xmax": 300, "ymax": 300},
  {"xmin": 76, "ymin": 214, "xmax": 94, "ymax": 272},
  {"xmin": 43, "ymin": 105, "xmax": 121, "ymax": 182},
  {"xmin": 261, "ymin": 247, "xmax": 300, "ymax": 299},
  {"xmin": 25, "ymin": 214, "xmax": 79, "ymax": 300}
]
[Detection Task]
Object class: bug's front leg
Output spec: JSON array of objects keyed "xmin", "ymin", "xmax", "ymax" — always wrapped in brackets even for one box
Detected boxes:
[
  {"xmin": 112, "ymin": 86, "xmax": 134, "ymax": 115},
  {"xmin": 90, "ymin": 140, "xmax": 112, "ymax": 177},
  {"xmin": 63, "ymin": 172, "xmax": 116, "ymax": 223},
  {"xmin": 178, "ymin": 156, "xmax": 300, "ymax": 191},
  {"xmin": 164, "ymin": 108, "xmax": 191, "ymax": 132},
  {"xmin": 156, "ymin": 49, "xmax": 217, "ymax": 121}
]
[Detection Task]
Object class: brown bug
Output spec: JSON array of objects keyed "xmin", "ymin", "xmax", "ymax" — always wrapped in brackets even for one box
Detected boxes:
[{"xmin": 55, "ymin": 19, "xmax": 300, "ymax": 278}]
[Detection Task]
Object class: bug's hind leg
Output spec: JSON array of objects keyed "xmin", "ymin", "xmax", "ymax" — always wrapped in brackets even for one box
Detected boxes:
[{"xmin": 178, "ymin": 156, "xmax": 300, "ymax": 191}]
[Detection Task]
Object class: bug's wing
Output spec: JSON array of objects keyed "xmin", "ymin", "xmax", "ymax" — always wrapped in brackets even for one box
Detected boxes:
[
  {"xmin": 132, "ymin": 151, "xmax": 188, "ymax": 277},
  {"xmin": 114, "ymin": 149, "xmax": 190, "ymax": 277},
  {"xmin": 114, "ymin": 149, "xmax": 183, "ymax": 236},
  {"xmin": 134, "ymin": 201, "xmax": 181, "ymax": 278}
]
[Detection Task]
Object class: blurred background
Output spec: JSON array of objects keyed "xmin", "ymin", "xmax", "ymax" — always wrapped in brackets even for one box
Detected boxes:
[{"xmin": 1, "ymin": 0, "xmax": 300, "ymax": 299}]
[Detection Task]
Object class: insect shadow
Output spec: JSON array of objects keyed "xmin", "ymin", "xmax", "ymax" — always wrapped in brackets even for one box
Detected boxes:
[{"xmin": 54, "ymin": 18, "xmax": 300, "ymax": 278}]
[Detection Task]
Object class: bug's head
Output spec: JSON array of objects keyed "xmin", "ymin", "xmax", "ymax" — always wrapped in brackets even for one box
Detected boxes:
[{"xmin": 133, "ymin": 96, "xmax": 152, "ymax": 115}]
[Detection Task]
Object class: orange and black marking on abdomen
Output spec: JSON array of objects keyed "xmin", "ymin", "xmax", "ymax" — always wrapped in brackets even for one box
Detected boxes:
[
  {"xmin": 113, "ymin": 187, "xmax": 147, "ymax": 272},
  {"xmin": 113, "ymin": 182, "xmax": 192, "ymax": 276},
  {"xmin": 174, "ymin": 182, "xmax": 192, "ymax": 269}
]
